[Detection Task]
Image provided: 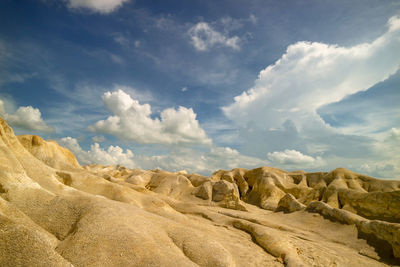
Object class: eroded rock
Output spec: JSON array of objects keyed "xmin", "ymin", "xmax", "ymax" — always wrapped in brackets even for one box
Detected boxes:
[
  {"xmin": 277, "ymin": 193, "xmax": 306, "ymax": 213},
  {"xmin": 0, "ymin": 116, "xmax": 399, "ymax": 266}
]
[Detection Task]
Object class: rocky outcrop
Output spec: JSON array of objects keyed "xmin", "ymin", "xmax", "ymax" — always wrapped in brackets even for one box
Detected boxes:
[
  {"xmin": 205, "ymin": 166, "xmax": 400, "ymax": 261},
  {"xmin": 306, "ymin": 201, "xmax": 400, "ymax": 259},
  {"xmin": 213, "ymin": 167, "xmax": 400, "ymax": 221},
  {"xmin": 18, "ymin": 135, "xmax": 81, "ymax": 170},
  {"xmin": 0, "ymin": 117, "xmax": 399, "ymax": 266},
  {"xmin": 212, "ymin": 180, "xmax": 239, "ymax": 202},
  {"xmin": 195, "ymin": 181, "xmax": 212, "ymax": 200},
  {"xmin": 277, "ymin": 193, "xmax": 306, "ymax": 213}
]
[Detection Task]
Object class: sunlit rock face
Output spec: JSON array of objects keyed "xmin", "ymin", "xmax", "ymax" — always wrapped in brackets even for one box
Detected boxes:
[{"xmin": 0, "ymin": 116, "xmax": 399, "ymax": 266}]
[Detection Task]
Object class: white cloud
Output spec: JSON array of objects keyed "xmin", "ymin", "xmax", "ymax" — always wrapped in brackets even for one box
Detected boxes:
[
  {"xmin": 111, "ymin": 85, "xmax": 153, "ymax": 103},
  {"xmin": 112, "ymin": 33, "xmax": 141, "ymax": 50},
  {"xmin": 208, "ymin": 146, "xmax": 268, "ymax": 170},
  {"xmin": 113, "ymin": 34, "xmax": 129, "ymax": 46},
  {"xmin": 66, "ymin": 0, "xmax": 129, "ymax": 14},
  {"xmin": 188, "ymin": 22, "xmax": 240, "ymax": 51},
  {"xmin": 223, "ymin": 16, "xmax": 400, "ymax": 131},
  {"xmin": 0, "ymin": 99, "xmax": 54, "ymax": 133},
  {"xmin": 59, "ymin": 137, "xmax": 136, "ymax": 168},
  {"xmin": 387, "ymin": 127, "xmax": 400, "ymax": 142},
  {"xmin": 88, "ymin": 89, "xmax": 211, "ymax": 145},
  {"xmin": 220, "ymin": 16, "xmax": 400, "ymax": 178},
  {"xmin": 181, "ymin": 87, "xmax": 188, "ymax": 92},
  {"xmin": 249, "ymin": 14, "xmax": 258, "ymax": 25},
  {"xmin": 362, "ymin": 127, "xmax": 400, "ymax": 178},
  {"xmin": 59, "ymin": 136, "xmax": 268, "ymax": 175},
  {"xmin": 0, "ymin": 99, "xmax": 5, "ymax": 115},
  {"xmin": 358, "ymin": 162, "xmax": 398, "ymax": 179},
  {"xmin": 336, "ymin": 127, "xmax": 400, "ymax": 179},
  {"xmin": 267, "ymin": 149, "xmax": 325, "ymax": 168},
  {"xmin": 92, "ymin": 135, "xmax": 106, "ymax": 143},
  {"xmin": 135, "ymin": 146, "xmax": 269, "ymax": 174}
]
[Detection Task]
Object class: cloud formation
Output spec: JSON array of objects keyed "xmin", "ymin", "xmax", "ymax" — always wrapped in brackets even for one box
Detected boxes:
[
  {"xmin": 220, "ymin": 16, "xmax": 400, "ymax": 178},
  {"xmin": 267, "ymin": 149, "xmax": 325, "ymax": 168},
  {"xmin": 223, "ymin": 16, "xmax": 400, "ymax": 130},
  {"xmin": 358, "ymin": 127, "xmax": 400, "ymax": 178},
  {"xmin": 60, "ymin": 136, "xmax": 268, "ymax": 174},
  {"xmin": 0, "ymin": 99, "xmax": 54, "ymax": 133},
  {"xmin": 89, "ymin": 89, "xmax": 211, "ymax": 145},
  {"xmin": 188, "ymin": 22, "xmax": 240, "ymax": 51},
  {"xmin": 66, "ymin": 0, "xmax": 129, "ymax": 14},
  {"xmin": 60, "ymin": 137, "xmax": 136, "ymax": 168},
  {"xmin": 138, "ymin": 146, "xmax": 269, "ymax": 174}
]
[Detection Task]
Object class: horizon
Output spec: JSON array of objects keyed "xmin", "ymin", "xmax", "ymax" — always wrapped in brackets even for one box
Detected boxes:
[{"xmin": 0, "ymin": 0, "xmax": 399, "ymax": 178}]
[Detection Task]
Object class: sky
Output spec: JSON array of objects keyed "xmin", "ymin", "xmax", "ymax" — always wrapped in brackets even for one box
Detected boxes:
[{"xmin": 0, "ymin": 0, "xmax": 399, "ymax": 178}]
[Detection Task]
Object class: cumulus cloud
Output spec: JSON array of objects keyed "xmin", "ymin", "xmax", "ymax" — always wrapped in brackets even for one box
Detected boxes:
[
  {"xmin": 220, "ymin": 16, "xmax": 400, "ymax": 177},
  {"xmin": 131, "ymin": 146, "xmax": 268, "ymax": 175},
  {"xmin": 59, "ymin": 137, "xmax": 268, "ymax": 175},
  {"xmin": 267, "ymin": 149, "xmax": 325, "ymax": 168},
  {"xmin": 89, "ymin": 89, "xmax": 211, "ymax": 145},
  {"xmin": 0, "ymin": 99, "xmax": 54, "ymax": 133},
  {"xmin": 59, "ymin": 137, "xmax": 136, "ymax": 168},
  {"xmin": 65, "ymin": 0, "xmax": 129, "ymax": 14},
  {"xmin": 188, "ymin": 22, "xmax": 240, "ymax": 51},
  {"xmin": 208, "ymin": 146, "xmax": 269, "ymax": 170},
  {"xmin": 387, "ymin": 127, "xmax": 400, "ymax": 142},
  {"xmin": 223, "ymin": 16, "xmax": 400, "ymax": 131}
]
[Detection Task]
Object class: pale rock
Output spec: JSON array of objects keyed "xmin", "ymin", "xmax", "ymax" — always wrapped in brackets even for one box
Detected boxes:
[
  {"xmin": 277, "ymin": 193, "xmax": 306, "ymax": 213},
  {"xmin": 212, "ymin": 180, "xmax": 239, "ymax": 202},
  {"xmin": 195, "ymin": 181, "xmax": 213, "ymax": 200},
  {"xmin": 0, "ymin": 116, "xmax": 399, "ymax": 266}
]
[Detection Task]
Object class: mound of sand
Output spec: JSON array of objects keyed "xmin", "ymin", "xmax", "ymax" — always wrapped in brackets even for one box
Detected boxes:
[{"xmin": 0, "ymin": 117, "xmax": 399, "ymax": 266}]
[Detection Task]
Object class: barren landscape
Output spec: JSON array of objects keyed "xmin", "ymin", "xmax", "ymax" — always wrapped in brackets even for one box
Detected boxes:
[
  {"xmin": 0, "ymin": 116, "xmax": 399, "ymax": 266},
  {"xmin": 1, "ymin": 0, "xmax": 400, "ymax": 266}
]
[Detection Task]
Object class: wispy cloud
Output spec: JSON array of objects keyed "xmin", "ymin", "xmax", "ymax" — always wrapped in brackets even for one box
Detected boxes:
[
  {"xmin": 188, "ymin": 22, "xmax": 240, "ymax": 51},
  {"xmin": 60, "ymin": 136, "xmax": 268, "ymax": 174},
  {"xmin": 65, "ymin": 0, "xmax": 130, "ymax": 14}
]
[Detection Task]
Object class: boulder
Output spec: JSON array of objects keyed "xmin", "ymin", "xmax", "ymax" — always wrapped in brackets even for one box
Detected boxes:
[
  {"xmin": 277, "ymin": 193, "xmax": 306, "ymax": 213},
  {"xmin": 212, "ymin": 180, "xmax": 239, "ymax": 202},
  {"xmin": 195, "ymin": 181, "xmax": 213, "ymax": 200}
]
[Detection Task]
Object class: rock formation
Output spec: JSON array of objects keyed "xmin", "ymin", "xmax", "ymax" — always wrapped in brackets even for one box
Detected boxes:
[{"xmin": 0, "ymin": 117, "xmax": 399, "ymax": 266}]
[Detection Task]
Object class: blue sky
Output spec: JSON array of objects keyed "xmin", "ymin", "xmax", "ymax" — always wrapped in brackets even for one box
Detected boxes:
[{"xmin": 0, "ymin": 0, "xmax": 399, "ymax": 178}]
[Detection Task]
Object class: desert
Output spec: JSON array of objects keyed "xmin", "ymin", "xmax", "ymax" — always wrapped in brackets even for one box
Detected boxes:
[{"xmin": 1, "ymin": 2, "xmax": 400, "ymax": 266}]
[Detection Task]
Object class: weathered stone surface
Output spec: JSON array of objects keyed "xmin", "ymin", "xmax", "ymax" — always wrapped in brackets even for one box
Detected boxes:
[
  {"xmin": 185, "ymin": 173, "xmax": 209, "ymax": 187},
  {"xmin": 195, "ymin": 181, "xmax": 213, "ymax": 200},
  {"xmin": 306, "ymin": 200, "xmax": 400, "ymax": 259},
  {"xmin": 0, "ymin": 117, "xmax": 399, "ymax": 266},
  {"xmin": 212, "ymin": 180, "xmax": 239, "ymax": 202},
  {"xmin": 277, "ymin": 193, "xmax": 306, "ymax": 213},
  {"xmin": 18, "ymin": 135, "xmax": 81, "ymax": 171}
]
